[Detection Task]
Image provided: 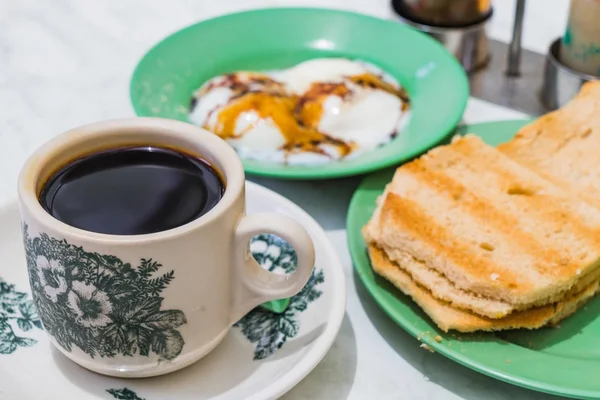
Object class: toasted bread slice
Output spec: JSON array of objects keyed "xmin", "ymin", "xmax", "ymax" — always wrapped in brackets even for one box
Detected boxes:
[
  {"xmin": 372, "ymin": 242, "xmax": 600, "ymax": 319},
  {"xmin": 363, "ymin": 135, "xmax": 600, "ymax": 306},
  {"xmin": 368, "ymin": 245, "xmax": 599, "ymax": 332},
  {"xmin": 500, "ymin": 81, "xmax": 600, "ymax": 210}
]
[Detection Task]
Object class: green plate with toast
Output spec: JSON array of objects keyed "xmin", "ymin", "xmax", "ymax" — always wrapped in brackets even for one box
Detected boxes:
[
  {"xmin": 130, "ymin": 8, "xmax": 468, "ymax": 179},
  {"xmin": 347, "ymin": 119, "xmax": 600, "ymax": 400}
]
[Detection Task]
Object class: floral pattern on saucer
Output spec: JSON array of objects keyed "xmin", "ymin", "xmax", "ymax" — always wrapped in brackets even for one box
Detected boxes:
[
  {"xmin": 0, "ymin": 277, "xmax": 42, "ymax": 354},
  {"xmin": 235, "ymin": 234, "xmax": 324, "ymax": 360},
  {"xmin": 235, "ymin": 269, "xmax": 324, "ymax": 360},
  {"xmin": 107, "ymin": 388, "xmax": 145, "ymax": 399},
  {"xmin": 249, "ymin": 233, "xmax": 298, "ymax": 273}
]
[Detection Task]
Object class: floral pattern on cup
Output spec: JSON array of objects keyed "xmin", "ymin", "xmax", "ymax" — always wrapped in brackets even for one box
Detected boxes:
[
  {"xmin": 0, "ymin": 278, "xmax": 42, "ymax": 354},
  {"xmin": 22, "ymin": 224, "xmax": 187, "ymax": 360},
  {"xmin": 235, "ymin": 234, "xmax": 324, "ymax": 360},
  {"xmin": 36, "ymin": 256, "xmax": 68, "ymax": 303}
]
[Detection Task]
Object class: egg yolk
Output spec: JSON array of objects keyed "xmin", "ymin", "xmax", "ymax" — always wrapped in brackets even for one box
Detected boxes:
[{"xmin": 209, "ymin": 92, "xmax": 352, "ymax": 156}]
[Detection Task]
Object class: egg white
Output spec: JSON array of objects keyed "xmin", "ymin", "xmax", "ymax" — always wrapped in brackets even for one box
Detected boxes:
[
  {"xmin": 271, "ymin": 58, "xmax": 368, "ymax": 95},
  {"xmin": 317, "ymin": 85, "xmax": 402, "ymax": 151}
]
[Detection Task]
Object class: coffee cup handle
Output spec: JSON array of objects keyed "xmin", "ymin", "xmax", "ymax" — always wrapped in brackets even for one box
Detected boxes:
[{"xmin": 230, "ymin": 213, "xmax": 315, "ymax": 324}]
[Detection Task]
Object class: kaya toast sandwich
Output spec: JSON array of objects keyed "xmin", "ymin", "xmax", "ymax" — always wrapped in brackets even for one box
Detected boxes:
[{"xmin": 363, "ymin": 135, "xmax": 600, "ymax": 331}]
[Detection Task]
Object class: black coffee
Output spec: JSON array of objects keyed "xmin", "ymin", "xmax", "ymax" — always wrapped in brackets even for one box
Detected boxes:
[{"xmin": 39, "ymin": 146, "xmax": 224, "ymax": 235}]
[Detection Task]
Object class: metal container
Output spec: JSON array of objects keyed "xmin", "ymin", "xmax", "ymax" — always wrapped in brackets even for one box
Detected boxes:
[
  {"xmin": 392, "ymin": 0, "xmax": 492, "ymax": 27},
  {"xmin": 541, "ymin": 38, "xmax": 598, "ymax": 110},
  {"xmin": 394, "ymin": 9, "xmax": 491, "ymax": 73}
]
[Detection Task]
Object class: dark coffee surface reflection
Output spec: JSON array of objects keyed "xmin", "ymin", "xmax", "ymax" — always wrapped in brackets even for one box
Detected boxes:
[{"xmin": 40, "ymin": 146, "xmax": 224, "ymax": 235}]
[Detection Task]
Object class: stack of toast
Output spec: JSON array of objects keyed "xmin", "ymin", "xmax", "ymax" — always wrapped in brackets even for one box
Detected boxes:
[{"xmin": 363, "ymin": 82, "xmax": 600, "ymax": 333}]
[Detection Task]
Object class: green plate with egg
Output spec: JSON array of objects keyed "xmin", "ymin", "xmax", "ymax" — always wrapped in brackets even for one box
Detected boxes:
[
  {"xmin": 130, "ymin": 8, "xmax": 468, "ymax": 179},
  {"xmin": 348, "ymin": 120, "xmax": 600, "ymax": 399}
]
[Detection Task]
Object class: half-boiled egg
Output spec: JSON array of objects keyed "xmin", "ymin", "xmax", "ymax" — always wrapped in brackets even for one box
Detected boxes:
[{"xmin": 189, "ymin": 58, "xmax": 410, "ymax": 165}]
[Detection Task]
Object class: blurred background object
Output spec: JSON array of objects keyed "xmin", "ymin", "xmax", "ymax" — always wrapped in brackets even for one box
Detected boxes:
[
  {"xmin": 392, "ymin": 0, "xmax": 492, "ymax": 72},
  {"xmin": 541, "ymin": 38, "xmax": 598, "ymax": 110},
  {"xmin": 540, "ymin": 0, "xmax": 600, "ymax": 110},
  {"xmin": 391, "ymin": 0, "xmax": 599, "ymax": 113},
  {"xmin": 560, "ymin": 0, "xmax": 600, "ymax": 77},
  {"xmin": 392, "ymin": 0, "xmax": 546, "ymax": 115}
]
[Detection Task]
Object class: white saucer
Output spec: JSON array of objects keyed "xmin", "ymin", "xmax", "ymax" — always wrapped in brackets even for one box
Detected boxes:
[{"xmin": 0, "ymin": 182, "xmax": 346, "ymax": 400}]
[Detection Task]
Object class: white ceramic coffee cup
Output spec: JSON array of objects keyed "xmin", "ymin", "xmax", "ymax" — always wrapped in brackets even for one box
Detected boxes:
[{"xmin": 17, "ymin": 118, "xmax": 315, "ymax": 378}]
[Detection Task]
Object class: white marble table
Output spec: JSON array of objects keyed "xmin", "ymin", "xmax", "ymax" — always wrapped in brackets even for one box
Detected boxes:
[{"xmin": 0, "ymin": 0, "xmax": 570, "ymax": 398}]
